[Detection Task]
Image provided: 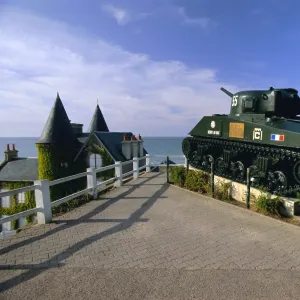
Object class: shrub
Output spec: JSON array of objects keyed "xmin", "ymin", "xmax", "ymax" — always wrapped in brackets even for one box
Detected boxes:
[
  {"xmin": 214, "ymin": 181, "xmax": 232, "ymax": 201},
  {"xmin": 169, "ymin": 166, "xmax": 187, "ymax": 187},
  {"xmin": 184, "ymin": 170, "xmax": 210, "ymax": 194},
  {"xmin": 255, "ymin": 193, "xmax": 285, "ymax": 216}
]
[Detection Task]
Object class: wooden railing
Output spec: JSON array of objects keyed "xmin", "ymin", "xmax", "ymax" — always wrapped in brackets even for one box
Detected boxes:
[{"xmin": 0, "ymin": 154, "xmax": 186, "ymax": 228}]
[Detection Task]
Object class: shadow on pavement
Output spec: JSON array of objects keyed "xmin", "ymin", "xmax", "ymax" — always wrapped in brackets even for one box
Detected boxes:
[{"xmin": 0, "ymin": 172, "xmax": 169, "ymax": 292}]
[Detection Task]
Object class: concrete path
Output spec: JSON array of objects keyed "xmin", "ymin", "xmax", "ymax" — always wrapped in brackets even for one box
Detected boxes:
[{"xmin": 1, "ymin": 172, "xmax": 300, "ymax": 300}]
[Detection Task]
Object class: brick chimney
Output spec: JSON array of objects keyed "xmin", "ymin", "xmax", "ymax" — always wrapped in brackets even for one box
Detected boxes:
[
  {"xmin": 70, "ymin": 123, "xmax": 83, "ymax": 136},
  {"xmin": 138, "ymin": 134, "xmax": 144, "ymax": 157},
  {"xmin": 131, "ymin": 134, "xmax": 139, "ymax": 158},
  {"xmin": 4, "ymin": 144, "xmax": 18, "ymax": 162},
  {"xmin": 121, "ymin": 133, "xmax": 131, "ymax": 160}
]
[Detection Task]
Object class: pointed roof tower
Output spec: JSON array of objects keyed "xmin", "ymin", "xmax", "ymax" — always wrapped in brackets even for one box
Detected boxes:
[
  {"xmin": 88, "ymin": 103, "xmax": 109, "ymax": 132},
  {"xmin": 36, "ymin": 93, "xmax": 79, "ymax": 145}
]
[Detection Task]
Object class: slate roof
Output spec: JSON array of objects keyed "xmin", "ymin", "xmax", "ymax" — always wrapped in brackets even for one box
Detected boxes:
[
  {"xmin": 77, "ymin": 132, "xmax": 90, "ymax": 144},
  {"xmin": 0, "ymin": 158, "xmax": 38, "ymax": 181},
  {"xmin": 36, "ymin": 93, "xmax": 80, "ymax": 146},
  {"xmin": 94, "ymin": 132, "xmax": 131, "ymax": 162},
  {"xmin": 94, "ymin": 132, "xmax": 148, "ymax": 162},
  {"xmin": 74, "ymin": 132, "xmax": 148, "ymax": 162},
  {"xmin": 88, "ymin": 105, "xmax": 109, "ymax": 132}
]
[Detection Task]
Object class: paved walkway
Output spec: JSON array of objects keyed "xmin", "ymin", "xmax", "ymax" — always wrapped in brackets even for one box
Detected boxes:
[{"xmin": 1, "ymin": 172, "xmax": 300, "ymax": 299}]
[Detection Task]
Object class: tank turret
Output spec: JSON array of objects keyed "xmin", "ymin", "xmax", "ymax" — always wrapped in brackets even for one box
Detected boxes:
[
  {"xmin": 182, "ymin": 86, "xmax": 300, "ymax": 197},
  {"xmin": 220, "ymin": 86, "xmax": 300, "ymax": 119}
]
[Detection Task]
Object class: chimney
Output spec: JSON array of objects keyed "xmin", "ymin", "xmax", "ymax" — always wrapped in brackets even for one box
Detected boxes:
[
  {"xmin": 131, "ymin": 134, "xmax": 139, "ymax": 157},
  {"xmin": 121, "ymin": 133, "xmax": 131, "ymax": 160},
  {"xmin": 4, "ymin": 144, "xmax": 18, "ymax": 162},
  {"xmin": 70, "ymin": 123, "xmax": 83, "ymax": 136},
  {"xmin": 138, "ymin": 134, "xmax": 144, "ymax": 156}
]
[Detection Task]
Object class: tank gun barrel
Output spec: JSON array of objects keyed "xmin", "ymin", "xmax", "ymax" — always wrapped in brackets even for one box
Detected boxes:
[{"xmin": 220, "ymin": 87, "xmax": 233, "ymax": 98}]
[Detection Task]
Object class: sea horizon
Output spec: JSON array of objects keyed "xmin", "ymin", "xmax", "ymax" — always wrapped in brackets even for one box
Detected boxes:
[{"xmin": 0, "ymin": 136, "xmax": 186, "ymax": 164}]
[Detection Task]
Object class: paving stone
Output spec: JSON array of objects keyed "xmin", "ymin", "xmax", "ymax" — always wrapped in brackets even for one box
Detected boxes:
[{"xmin": 1, "ymin": 172, "xmax": 300, "ymax": 273}]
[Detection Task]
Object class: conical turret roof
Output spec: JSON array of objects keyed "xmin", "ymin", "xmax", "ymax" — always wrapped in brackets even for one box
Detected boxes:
[
  {"xmin": 36, "ymin": 93, "xmax": 79, "ymax": 145},
  {"xmin": 88, "ymin": 104, "xmax": 109, "ymax": 132}
]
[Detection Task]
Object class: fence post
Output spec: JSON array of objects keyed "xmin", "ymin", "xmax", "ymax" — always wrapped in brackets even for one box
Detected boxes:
[
  {"xmin": 211, "ymin": 161, "xmax": 215, "ymax": 198},
  {"xmin": 133, "ymin": 157, "xmax": 139, "ymax": 179},
  {"xmin": 246, "ymin": 167, "xmax": 251, "ymax": 209},
  {"xmin": 186, "ymin": 157, "xmax": 189, "ymax": 176},
  {"xmin": 167, "ymin": 156, "xmax": 170, "ymax": 183},
  {"xmin": 87, "ymin": 167, "xmax": 97, "ymax": 199},
  {"xmin": 115, "ymin": 161, "xmax": 123, "ymax": 187},
  {"xmin": 146, "ymin": 154, "xmax": 151, "ymax": 172},
  {"xmin": 34, "ymin": 180, "xmax": 52, "ymax": 224}
]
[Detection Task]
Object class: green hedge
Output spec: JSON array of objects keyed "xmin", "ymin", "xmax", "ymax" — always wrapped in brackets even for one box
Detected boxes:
[
  {"xmin": 184, "ymin": 170, "xmax": 210, "ymax": 194},
  {"xmin": 255, "ymin": 193, "xmax": 284, "ymax": 216},
  {"xmin": 169, "ymin": 166, "xmax": 186, "ymax": 187},
  {"xmin": 169, "ymin": 167, "xmax": 288, "ymax": 215},
  {"xmin": 168, "ymin": 167, "xmax": 232, "ymax": 201}
]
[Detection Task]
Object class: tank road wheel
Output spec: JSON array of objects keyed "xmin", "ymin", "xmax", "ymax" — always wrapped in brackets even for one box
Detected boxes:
[
  {"xmin": 293, "ymin": 161, "xmax": 300, "ymax": 184},
  {"xmin": 215, "ymin": 157, "xmax": 226, "ymax": 175},
  {"xmin": 182, "ymin": 138, "xmax": 192, "ymax": 159},
  {"xmin": 201, "ymin": 154, "xmax": 214, "ymax": 172},
  {"xmin": 231, "ymin": 161, "xmax": 245, "ymax": 183},
  {"xmin": 267, "ymin": 171, "xmax": 288, "ymax": 194},
  {"xmin": 190, "ymin": 151, "xmax": 202, "ymax": 169}
]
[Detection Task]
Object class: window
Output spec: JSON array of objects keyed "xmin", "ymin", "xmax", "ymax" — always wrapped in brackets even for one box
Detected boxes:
[
  {"xmin": 89, "ymin": 154, "xmax": 102, "ymax": 168},
  {"xmin": 17, "ymin": 192, "xmax": 26, "ymax": 204}
]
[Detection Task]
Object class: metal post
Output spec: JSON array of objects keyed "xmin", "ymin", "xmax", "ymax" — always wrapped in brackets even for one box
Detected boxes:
[
  {"xmin": 211, "ymin": 161, "xmax": 215, "ymax": 198},
  {"xmin": 186, "ymin": 158, "xmax": 189, "ymax": 175},
  {"xmin": 167, "ymin": 156, "xmax": 170, "ymax": 183},
  {"xmin": 246, "ymin": 167, "xmax": 251, "ymax": 209}
]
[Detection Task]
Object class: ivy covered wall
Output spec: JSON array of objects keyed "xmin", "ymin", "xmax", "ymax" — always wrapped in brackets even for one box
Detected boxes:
[
  {"xmin": 90, "ymin": 143, "xmax": 115, "ymax": 180},
  {"xmin": 0, "ymin": 181, "xmax": 35, "ymax": 230},
  {"xmin": 0, "ymin": 136, "xmax": 116, "ymax": 231},
  {"xmin": 36, "ymin": 143, "xmax": 88, "ymax": 201}
]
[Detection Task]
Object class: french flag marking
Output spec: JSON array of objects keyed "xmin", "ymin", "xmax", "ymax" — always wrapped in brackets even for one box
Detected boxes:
[{"xmin": 271, "ymin": 134, "xmax": 285, "ymax": 141}]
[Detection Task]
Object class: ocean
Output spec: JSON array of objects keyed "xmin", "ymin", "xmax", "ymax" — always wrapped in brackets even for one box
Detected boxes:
[{"xmin": 0, "ymin": 137, "xmax": 186, "ymax": 165}]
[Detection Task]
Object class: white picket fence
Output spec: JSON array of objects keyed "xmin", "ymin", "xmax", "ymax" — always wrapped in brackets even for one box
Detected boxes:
[{"xmin": 0, "ymin": 154, "xmax": 186, "ymax": 228}]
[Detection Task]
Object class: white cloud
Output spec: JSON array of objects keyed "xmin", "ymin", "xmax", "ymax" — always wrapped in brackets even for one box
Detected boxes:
[
  {"xmin": 0, "ymin": 8, "xmax": 240, "ymax": 137},
  {"xmin": 173, "ymin": 6, "xmax": 217, "ymax": 30},
  {"xmin": 101, "ymin": 4, "xmax": 130, "ymax": 25},
  {"xmin": 177, "ymin": 7, "xmax": 216, "ymax": 29},
  {"xmin": 101, "ymin": 4, "xmax": 150, "ymax": 26}
]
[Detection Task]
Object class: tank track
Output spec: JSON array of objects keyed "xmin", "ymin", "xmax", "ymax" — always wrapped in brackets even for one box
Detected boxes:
[{"xmin": 182, "ymin": 136, "xmax": 300, "ymax": 197}]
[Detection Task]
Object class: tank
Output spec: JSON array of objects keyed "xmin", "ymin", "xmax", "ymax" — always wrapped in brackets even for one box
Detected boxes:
[{"xmin": 182, "ymin": 86, "xmax": 300, "ymax": 196}]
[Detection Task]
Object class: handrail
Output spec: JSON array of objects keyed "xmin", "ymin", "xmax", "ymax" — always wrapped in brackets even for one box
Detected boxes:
[
  {"xmin": 49, "ymin": 172, "xmax": 88, "ymax": 187},
  {"xmin": 0, "ymin": 207, "xmax": 40, "ymax": 225},
  {"xmin": 0, "ymin": 153, "xmax": 186, "ymax": 230},
  {"xmin": 0, "ymin": 184, "xmax": 38, "ymax": 198},
  {"xmin": 95, "ymin": 164, "xmax": 116, "ymax": 173}
]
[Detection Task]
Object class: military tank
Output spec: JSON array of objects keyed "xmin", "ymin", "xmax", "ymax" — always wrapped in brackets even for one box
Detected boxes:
[{"xmin": 182, "ymin": 86, "xmax": 300, "ymax": 196}]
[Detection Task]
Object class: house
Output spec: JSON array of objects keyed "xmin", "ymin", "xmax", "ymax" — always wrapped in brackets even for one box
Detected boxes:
[{"xmin": 0, "ymin": 93, "xmax": 147, "ymax": 233}]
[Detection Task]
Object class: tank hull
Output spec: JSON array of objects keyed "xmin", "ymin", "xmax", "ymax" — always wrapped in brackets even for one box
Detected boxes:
[{"xmin": 182, "ymin": 115, "xmax": 300, "ymax": 196}]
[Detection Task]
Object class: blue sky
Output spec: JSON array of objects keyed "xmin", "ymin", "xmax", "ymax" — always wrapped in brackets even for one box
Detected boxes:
[{"xmin": 0, "ymin": 0, "xmax": 300, "ymax": 137}]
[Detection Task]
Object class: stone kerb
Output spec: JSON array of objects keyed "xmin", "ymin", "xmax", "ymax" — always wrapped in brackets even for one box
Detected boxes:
[{"xmin": 187, "ymin": 166, "xmax": 300, "ymax": 217}]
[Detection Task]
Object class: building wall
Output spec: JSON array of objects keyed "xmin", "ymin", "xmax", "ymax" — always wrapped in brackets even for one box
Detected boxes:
[{"xmin": 0, "ymin": 188, "xmax": 27, "ymax": 232}]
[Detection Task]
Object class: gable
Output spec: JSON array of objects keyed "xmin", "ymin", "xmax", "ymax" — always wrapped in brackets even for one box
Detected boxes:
[{"xmin": 0, "ymin": 158, "xmax": 38, "ymax": 181}]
